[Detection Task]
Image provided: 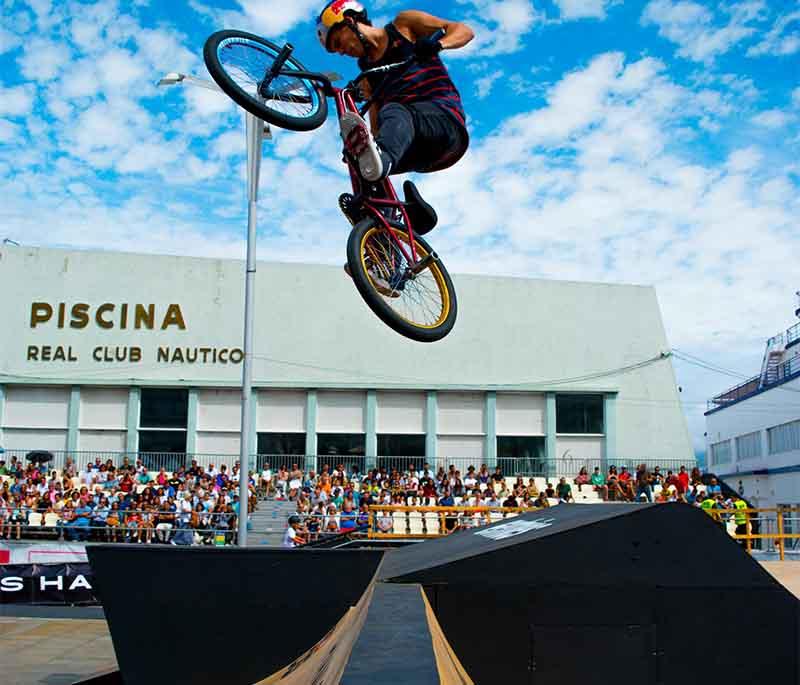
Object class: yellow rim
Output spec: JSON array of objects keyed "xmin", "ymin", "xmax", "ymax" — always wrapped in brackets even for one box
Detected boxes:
[{"xmin": 359, "ymin": 227, "xmax": 451, "ymax": 330}]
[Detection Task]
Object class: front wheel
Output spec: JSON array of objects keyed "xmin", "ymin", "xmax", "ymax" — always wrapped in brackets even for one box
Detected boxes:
[
  {"xmin": 346, "ymin": 219, "xmax": 457, "ymax": 343},
  {"xmin": 203, "ymin": 30, "xmax": 327, "ymax": 132}
]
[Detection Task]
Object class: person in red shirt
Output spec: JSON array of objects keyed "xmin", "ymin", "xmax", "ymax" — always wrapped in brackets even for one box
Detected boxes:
[
  {"xmin": 677, "ymin": 465, "xmax": 690, "ymax": 494},
  {"xmin": 120, "ymin": 473, "xmax": 134, "ymax": 493},
  {"xmin": 618, "ymin": 466, "xmax": 631, "ymax": 483}
]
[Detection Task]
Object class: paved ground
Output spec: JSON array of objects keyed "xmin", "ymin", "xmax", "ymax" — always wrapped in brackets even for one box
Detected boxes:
[
  {"xmin": 0, "ymin": 614, "xmax": 117, "ymax": 685},
  {"xmin": 761, "ymin": 560, "xmax": 800, "ymax": 599}
]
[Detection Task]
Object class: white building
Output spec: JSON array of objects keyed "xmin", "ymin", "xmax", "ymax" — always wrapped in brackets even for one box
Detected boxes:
[
  {"xmin": 705, "ymin": 297, "xmax": 800, "ymax": 510},
  {"xmin": 0, "ymin": 245, "xmax": 693, "ymax": 476}
]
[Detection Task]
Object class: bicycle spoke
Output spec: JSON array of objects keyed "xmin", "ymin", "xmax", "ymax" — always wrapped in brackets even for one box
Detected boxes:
[
  {"xmin": 361, "ymin": 228, "xmax": 447, "ymax": 328},
  {"xmin": 218, "ymin": 40, "xmax": 317, "ymax": 119}
]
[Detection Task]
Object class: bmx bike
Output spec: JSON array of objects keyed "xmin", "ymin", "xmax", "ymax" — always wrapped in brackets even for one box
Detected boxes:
[{"xmin": 203, "ymin": 29, "xmax": 457, "ymax": 343}]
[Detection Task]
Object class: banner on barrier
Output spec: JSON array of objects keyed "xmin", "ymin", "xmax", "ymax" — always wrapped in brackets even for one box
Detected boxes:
[{"xmin": 0, "ymin": 563, "xmax": 98, "ymax": 605}]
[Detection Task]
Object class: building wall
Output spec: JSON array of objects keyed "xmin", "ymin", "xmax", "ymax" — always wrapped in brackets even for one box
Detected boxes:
[
  {"xmin": 0, "ymin": 245, "xmax": 694, "ymax": 465},
  {"xmin": 706, "ymin": 376, "xmax": 800, "ymax": 473},
  {"xmin": 706, "ymin": 376, "xmax": 800, "ymax": 509}
]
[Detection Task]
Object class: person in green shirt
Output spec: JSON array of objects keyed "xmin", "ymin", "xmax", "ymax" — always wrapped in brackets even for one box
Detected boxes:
[
  {"xmin": 732, "ymin": 494, "xmax": 749, "ymax": 547},
  {"xmin": 0, "ymin": 461, "xmax": 8, "ymax": 476},
  {"xmin": 590, "ymin": 467, "xmax": 608, "ymax": 501},
  {"xmin": 556, "ymin": 477, "xmax": 574, "ymax": 503}
]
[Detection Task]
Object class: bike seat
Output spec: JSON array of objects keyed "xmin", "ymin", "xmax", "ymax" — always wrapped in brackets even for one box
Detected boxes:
[{"xmin": 402, "ymin": 180, "xmax": 438, "ymax": 236}]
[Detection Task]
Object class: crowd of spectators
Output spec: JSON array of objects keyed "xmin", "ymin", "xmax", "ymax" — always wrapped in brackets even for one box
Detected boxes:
[
  {"xmin": 1, "ymin": 453, "xmax": 732, "ymax": 547},
  {"xmin": 572, "ymin": 464, "xmax": 707, "ymax": 503},
  {"xmin": 270, "ymin": 461, "xmax": 550, "ymax": 546},
  {"xmin": 0, "ymin": 455, "xmax": 255, "ymax": 545}
]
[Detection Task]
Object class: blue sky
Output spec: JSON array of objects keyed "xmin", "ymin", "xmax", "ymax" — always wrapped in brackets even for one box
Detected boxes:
[{"xmin": 1, "ymin": 0, "xmax": 799, "ymax": 454}]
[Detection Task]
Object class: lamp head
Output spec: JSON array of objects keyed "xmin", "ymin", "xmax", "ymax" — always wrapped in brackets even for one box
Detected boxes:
[{"xmin": 157, "ymin": 72, "xmax": 184, "ymax": 87}]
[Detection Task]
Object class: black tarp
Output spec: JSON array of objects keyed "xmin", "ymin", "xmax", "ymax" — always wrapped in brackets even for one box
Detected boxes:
[
  {"xmin": 379, "ymin": 504, "xmax": 799, "ymax": 685},
  {"xmin": 0, "ymin": 562, "xmax": 97, "ymax": 605},
  {"xmin": 87, "ymin": 545, "xmax": 383, "ymax": 685}
]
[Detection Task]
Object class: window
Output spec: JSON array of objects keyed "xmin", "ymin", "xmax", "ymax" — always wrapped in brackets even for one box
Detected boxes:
[
  {"xmin": 735, "ymin": 431, "xmax": 761, "ymax": 461},
  {"xmin": 317, "ymin": 433, "xmax": 365, "ymax": 477},
  {"xmin": 138, "ymin": 430, "xmax": 187, "ymax": 455},
  {"xmin": 258, "ymin": 432, "xmax": 306, "ymax": 456},
  {"xmin": 709, "ymin": 440, "xmax": 732, "ymax": 466},
  {"xmin": 768, "ymin": 420, "xmax": 800, "ymax": 455},
  {"xmin": 377, "ymin": 434, "xmax": 426, "ymax": 457},
  {"xmin": 140, "ymin": 389, "xmax": 188, "ymax": 428},
  {"xmin": 497, "ymin": 436, "xmax": 545, "ymax": 476},
  {"xmin": 317, "ymin": 433, "xmax": 365, "ymax": 457},
  {"xmin": 556, "ymin": 395, "xmax": 604, "ymax": 434},
  {"xmin": 138, "ymin": 390, "xmax": 187, "ymax": 466}
]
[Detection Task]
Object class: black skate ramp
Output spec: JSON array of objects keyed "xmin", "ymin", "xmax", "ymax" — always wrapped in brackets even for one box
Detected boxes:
[
  {"xmin": 379, "ymin": 503, "xmax": 799, "ymax": 685},
  {"xmin": 87, "ymin": 545, "xmax": 383, "ymax": 685}
]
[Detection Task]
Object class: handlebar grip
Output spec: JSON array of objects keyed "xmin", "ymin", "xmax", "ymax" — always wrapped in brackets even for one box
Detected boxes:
[{"xmin": 431, "ymin": 28, "xmax": 446, "ymax": 42}]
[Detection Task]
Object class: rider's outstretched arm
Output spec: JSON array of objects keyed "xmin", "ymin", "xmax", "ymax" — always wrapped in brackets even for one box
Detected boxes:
[{"xmin": 394, "ymin": 10, "xmax": 475, "ymax": 50}]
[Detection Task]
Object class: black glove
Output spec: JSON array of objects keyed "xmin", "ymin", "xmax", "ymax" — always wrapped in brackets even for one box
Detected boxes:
[{"xmin": 414, "ymin": 34, "xmax": 443, "ymax": 61}]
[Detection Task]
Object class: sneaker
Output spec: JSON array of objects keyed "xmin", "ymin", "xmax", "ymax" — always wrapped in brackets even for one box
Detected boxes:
[{"xmin": 340, "ymin": 112, "xmax": 391, "ymax": 181}]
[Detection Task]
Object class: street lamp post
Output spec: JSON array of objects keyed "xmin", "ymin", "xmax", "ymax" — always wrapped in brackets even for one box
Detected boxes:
[{"xmin": 158, "ymin": 72, "xmax": 270, "ymax": 546}]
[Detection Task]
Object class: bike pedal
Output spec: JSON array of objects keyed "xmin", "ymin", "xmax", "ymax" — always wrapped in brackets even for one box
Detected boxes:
[{"xmin": 338, "ymin": 193, "xmax": 362, "ymax": 226}]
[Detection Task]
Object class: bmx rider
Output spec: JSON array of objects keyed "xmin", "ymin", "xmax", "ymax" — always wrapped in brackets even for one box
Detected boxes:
[{"xmin": 317, "ymin": 1, "xmax": 474, "ymax": 188}]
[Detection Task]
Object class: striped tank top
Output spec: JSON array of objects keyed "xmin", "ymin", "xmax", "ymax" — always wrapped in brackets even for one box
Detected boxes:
[{"xmin": 359, "ymin": 24, "xmax": 466, "ymax": 127}]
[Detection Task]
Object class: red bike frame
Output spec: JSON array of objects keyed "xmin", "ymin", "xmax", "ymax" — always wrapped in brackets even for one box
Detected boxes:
[{"xmin": 332, "ymin": 86, "xmax": 420, "ymax": 265}]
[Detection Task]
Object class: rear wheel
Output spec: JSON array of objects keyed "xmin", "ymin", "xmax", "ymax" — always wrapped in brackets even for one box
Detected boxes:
[
  {"xmin": 203, "ymin": 30, "xmax": 327, "ymax": 131},
  {"xmin": 346, "ymin": 218, "xmax": 457, "ymax": 343}
]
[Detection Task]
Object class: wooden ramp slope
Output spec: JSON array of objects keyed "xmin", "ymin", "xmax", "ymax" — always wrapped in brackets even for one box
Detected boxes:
[{"xmin": 256, "ymin": 581, "xmax": 473, "ymax": 685}]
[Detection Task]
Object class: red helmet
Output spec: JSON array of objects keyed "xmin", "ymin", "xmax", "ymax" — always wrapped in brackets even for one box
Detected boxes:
[{"xmin": 317, "ymin": 0, "xmax": 369, "ymax": 51}]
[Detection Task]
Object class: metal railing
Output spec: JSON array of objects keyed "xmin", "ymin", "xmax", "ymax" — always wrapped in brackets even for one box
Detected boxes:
[
  {"xmin": 704, "ymin": 506, "xmax": 800, "ymax": 560},
  {"xmin": 775, "ymin": 354, "xmax": 800, "ymax": 383},
  {"xmin": 363, "ymin": 504, "xmax": 532, "ymax": 539},
  {"xmin": 0, "ymin": 451, "xmax": 695, "ymax": 479},
  {"xmin": 707, "ymin": 375, "xmax": 761, "ymax": 411},
  {"xmin": 787, "ymin": 321, "xmax": 800, "ymax": 346}
]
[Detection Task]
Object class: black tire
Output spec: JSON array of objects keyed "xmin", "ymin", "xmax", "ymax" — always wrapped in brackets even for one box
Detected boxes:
[
  {"xmin": 203, "ymin": 30, "xmax": 328, "ymax": 132},
  {"xmin": 346, "ymin": 218, "xmax": 457, "ymax": 343}
]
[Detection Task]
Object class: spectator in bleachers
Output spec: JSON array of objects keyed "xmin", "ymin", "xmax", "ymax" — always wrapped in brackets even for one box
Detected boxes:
[
  {"xmin": 491, "ymin": 465, "xmax": 504, "ymax": 486},
  {"xmin": 556, "ymin": 477, "xmax": 574, "ymax": 503},
  {"xmin": 526, "ymin": 478, "xmax": 539, "ymax": 498},
  {"xmin": 590, "ymin": 467, "xmax": 608, "ymax": 501},
  {"xmin": 535, "ymin": 492, "xmax": 550, "ymax": 508},
  {"xmin": 544, "ymin": 482, "xmax": 556, "ymax": 498},
  {"xmin": 574, "ymin": 467, "xmax": 589, "ymax": 492},
  {"xmin": 635, "ymin": 464, "xmax": 653, "ymax": 503}
]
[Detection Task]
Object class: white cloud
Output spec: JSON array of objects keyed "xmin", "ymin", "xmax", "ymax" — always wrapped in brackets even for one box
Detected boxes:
[
  {"xmin": 236, "ymin": 0, "xmax": 319, "ymax": 37},
  {"xmin": 453, "ymin": 0, "xmax": 543, "ymax": 57},
  {"xmin": 475, "ymin": 70, "xmax": 504, "ymax": 99},
  {"xmin": 641, "ymin": 0, "xmax": 766, "ymax": 63},
  {"xmin": 726, "ymin": 146, "xmax": 762, "ymax": 172},
  {"xmin": 747, "ymin": 9, "xmax": 800, "ymax": 57},
  {"xmin": 17, "ymin": 37, "xmax": 71, "ymax": 81},
  {"xmin": 97, "ymin": 49, "xmax": 149, "ymax": 89},
  {"xmin": 0, "ymin": 27, "xmax": 22, "ymax": 55},
  {"xmin": 793, "ymin": 87, "xmax": 800, "ymax": 107},
  {"xmin": 0, "ymin": 85, "xmax": 35, "ymax": 117},
  {"xmin": 751, "ymin": 109, "xmax": 791, "ymax": 129},
  {"xmin": 553, "ymin": 0, "xmax": 618, "ymax": 20},
  {"xmin": 0, "ymin": 119, "xmax": 21, "ymax": 142}
]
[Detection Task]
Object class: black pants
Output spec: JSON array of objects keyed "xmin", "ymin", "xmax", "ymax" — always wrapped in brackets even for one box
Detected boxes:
[{"xmin": 376, "ymin": 101, "xmax": 468, "ymax": 175}]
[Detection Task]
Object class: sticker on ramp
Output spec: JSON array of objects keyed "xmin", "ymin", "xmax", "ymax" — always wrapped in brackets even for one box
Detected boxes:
[{"xmin": 474, "ymin": 517, "xmax": 555, "ymax": 541}]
